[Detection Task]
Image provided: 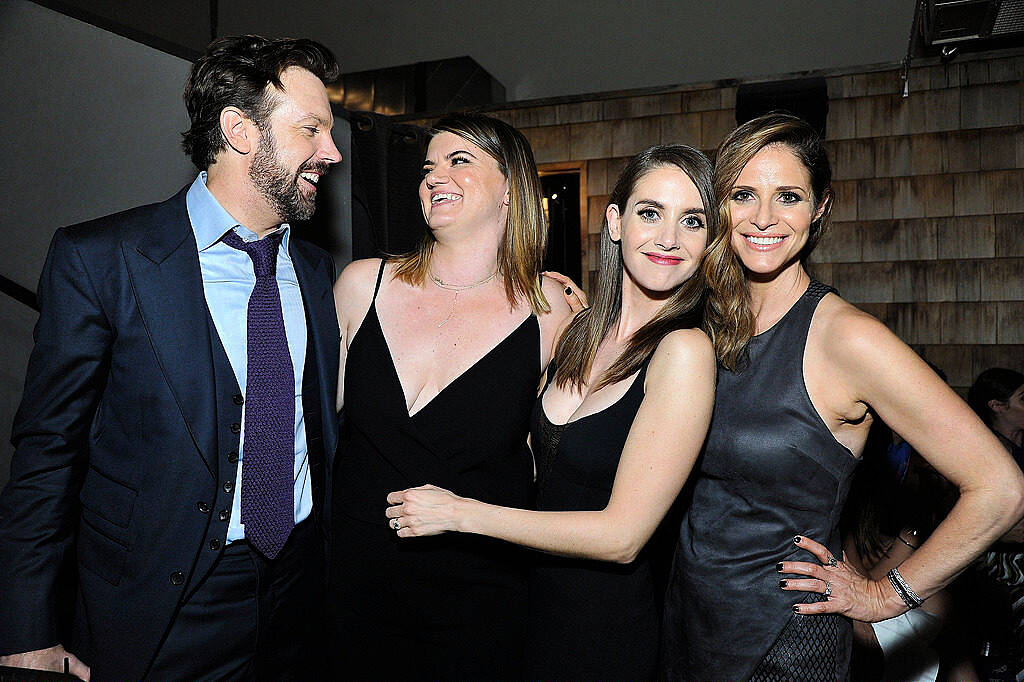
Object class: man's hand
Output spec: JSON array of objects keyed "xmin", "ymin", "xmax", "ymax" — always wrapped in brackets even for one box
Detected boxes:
[{"xmin": 0, "ymin": 644, "xmax": 90, "ymax": 680}]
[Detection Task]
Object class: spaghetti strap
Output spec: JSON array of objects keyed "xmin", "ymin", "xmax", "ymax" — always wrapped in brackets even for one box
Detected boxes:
[{"xmin": 372, "ymin": 259, "xmax": 387, "ymax": 300}]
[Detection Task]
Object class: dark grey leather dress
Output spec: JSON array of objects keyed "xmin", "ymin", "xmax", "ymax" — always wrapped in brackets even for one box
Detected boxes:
[{"xmin": 662, "ymin": 280, "xmax": 859, "ymax": 681}]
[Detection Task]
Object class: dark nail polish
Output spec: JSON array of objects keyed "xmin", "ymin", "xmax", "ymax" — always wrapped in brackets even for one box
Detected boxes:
[
  {"xmin": 779, "ymin": 579, "xmax": 788, "ymax": 588},
  {"xmin": 565, "ymin": 286, "xmax": 572, "ymax": 295},
  {"xmin": 776, "ymin": 562, "xmax": 784, "ymax": 572},
  {"xmin": 792, "ymin": 605, "xmax": 800, "ymax": 613},
  {"xmin": 793, "ymin": 535, "xmax": 802, "ymax": 544}
]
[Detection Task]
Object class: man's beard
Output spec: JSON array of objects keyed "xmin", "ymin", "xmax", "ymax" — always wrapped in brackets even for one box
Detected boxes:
[{"xmin": 248, "ymin": 127, "xmax": 328, "ymax": 223}]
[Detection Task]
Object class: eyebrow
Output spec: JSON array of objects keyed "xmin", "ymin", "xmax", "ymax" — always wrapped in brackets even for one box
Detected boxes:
[
  {"xmin": 635, "ymin": 199, "xmax": 705, "ymax": 214},
  {"xmin": 298, "ymin": 113, "xmax": 333, "ymax": 128},
  {"xmin": 422, "ymin": 149, "xmax": 478, "ymax": 167},
  {"xmin": 731, "ymin": 184, "xmax": 808, "ymax": 194}
]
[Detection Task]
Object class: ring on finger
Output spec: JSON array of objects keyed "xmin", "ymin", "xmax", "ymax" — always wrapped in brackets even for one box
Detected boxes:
[
  {"xmin": 826, "ymin": 555, "xmax": 837, "ymax": 567},
  {"xmin": 823, "ymin": 580, "xmax": 832, "ymax": 597},
  {"xmin": 392, "ymin": 518, "xmax": 401, "ymax": 530}
]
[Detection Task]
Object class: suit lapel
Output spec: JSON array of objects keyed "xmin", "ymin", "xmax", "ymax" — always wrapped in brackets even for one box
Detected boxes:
[
  {"xmin": 122, "ymin": 189, "xmax": 218, "ymax": 476},
  {"xmin": 291, "ymin": 241, "xmax": 339, "ymax": 464}
]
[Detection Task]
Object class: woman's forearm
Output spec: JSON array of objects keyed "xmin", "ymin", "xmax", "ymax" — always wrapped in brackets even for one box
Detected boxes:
[
  {"xmin": 880, "ymin": 477, "xmax": 1024, "ymax": 607},
  {"xmin": 457, "ymin": 497, "xmax": 649, "ymax": 564}
]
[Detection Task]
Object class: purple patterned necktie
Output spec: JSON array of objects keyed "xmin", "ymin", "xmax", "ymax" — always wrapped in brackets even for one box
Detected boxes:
[{"xmin": 222, "ymin": 229, "xmax": 294, "ymax": 559}]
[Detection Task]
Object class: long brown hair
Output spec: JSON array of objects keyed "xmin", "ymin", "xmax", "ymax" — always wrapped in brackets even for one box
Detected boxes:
[
  {"xmin": 703, "ymin": 112, "xmax": 834, "ymax": 369},
  {"xmin": 552, "ymin": 145, "xmax": 715, "ymax": 391},
  {"xmin": 391, "ymin": 112, "xmax": 550, "ymax": 314}
]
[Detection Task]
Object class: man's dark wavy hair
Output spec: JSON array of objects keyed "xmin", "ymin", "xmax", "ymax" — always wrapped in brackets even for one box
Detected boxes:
[{"xmin": 182, "ymin": 35, "xmax": 339, "ymax": 169}]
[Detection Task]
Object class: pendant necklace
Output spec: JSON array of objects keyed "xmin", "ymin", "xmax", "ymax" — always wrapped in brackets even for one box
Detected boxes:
[{"xmin": 429, "ymin": 269, "xmax": 498, "ymax": 328}]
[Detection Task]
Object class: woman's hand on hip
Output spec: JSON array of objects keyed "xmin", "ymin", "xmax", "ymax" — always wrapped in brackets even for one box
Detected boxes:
[{"xmin": 779, "ymin": 535, "xmax": 903, "ymax": 622}]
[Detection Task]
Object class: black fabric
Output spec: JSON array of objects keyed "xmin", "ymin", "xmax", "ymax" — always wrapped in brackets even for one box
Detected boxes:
[
  {"xmin": 327, "ymin": 261, "xmax": 539, "ymax": 678},
  {"xmin": 526, "ymin": 358, "xmax": 660, "ymax": 680},
  {"xmin": 147, "ymin": 520, "xmax": 324, "ymax": 680},
  {"xmin": 531, "ymin": 364, "xmax": 566, "ymax": 494},
  {"xmin": 749, "ymin": 594, "xmax": 846, "ymax": 681},
  {"xmin": 661, "ymin": 281, "xmax": 858, "ymax": 681}
]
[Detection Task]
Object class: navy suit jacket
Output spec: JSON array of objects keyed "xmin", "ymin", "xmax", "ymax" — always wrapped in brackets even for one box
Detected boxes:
[{"xmin": 0, "ymin": 187, "xmax": 339, "ymax": 679}]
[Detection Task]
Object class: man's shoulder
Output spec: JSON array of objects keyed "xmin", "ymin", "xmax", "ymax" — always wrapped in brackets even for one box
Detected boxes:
[
  {"xmin": 60, "ymin": 186, "xmax": 190, "ymax": 247},
  {"xmin": 288, "ymin": 236, "xmax": 337, "ymax": 278}
]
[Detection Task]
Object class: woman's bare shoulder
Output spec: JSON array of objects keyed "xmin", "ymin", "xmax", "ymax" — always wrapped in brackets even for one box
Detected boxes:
[
  {"xmin": 335, "ymin": 257, "xmax": 384, "ymax": 291},
  {"xmin": 650, "ymin": 328, "xmax": 715, "ymax": 375},
  {"xmin": 539, "ymin": 273, "xmax": 574, "ymax": 321},
  {"xmin": 334, "ymin": 257, "xmax": 385, "ymax": 323},
  {"xmin": 813, "ymin": 292, "xmax": 898, "ymax": 363}
]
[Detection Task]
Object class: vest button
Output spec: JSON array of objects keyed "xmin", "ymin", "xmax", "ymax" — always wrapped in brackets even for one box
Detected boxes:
[
  {"xmin": 170, "ymin": 571, "xmax": 185, "ymax": 586},
  {"xmin": 196, "ymin": 501, "xmax": 210, "ymax": 514},
  {"xmin": 230, "ymin": 422, "xmax": 241, "ymax": 434},
  {"xmin": 227, "ymin": 451, "xmax": 238, "ymax": 463},
  {"xmin": 223, "ymin": 481, "xmax": 233, "ymax": 493},
  {"xmin": 219, "ymin": 509, "xmax": 230, "ymax": 522},
  {"xmin": 209, "ymin": 538, "xmax": 221, "ymax": 551},
  {"xmin": 232, "ymin": 394, "xmax": 244, "ymax": 405}
]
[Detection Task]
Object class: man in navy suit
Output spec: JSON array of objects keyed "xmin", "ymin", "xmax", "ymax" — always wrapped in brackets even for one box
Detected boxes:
[{"xmin": 0, "ymin": 35, "xmax": 341, "ymax": 679}]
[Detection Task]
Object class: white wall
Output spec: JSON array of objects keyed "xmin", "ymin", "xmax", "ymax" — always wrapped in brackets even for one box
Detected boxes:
[{"xmin": 0, "ymin": 1, "xmax": 196, "ymax": 485}]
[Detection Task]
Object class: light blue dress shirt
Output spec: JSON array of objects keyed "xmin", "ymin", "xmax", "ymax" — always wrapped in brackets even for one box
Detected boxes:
[{"xmin": 185, "ymin": 172, "xmax": 312, "ymax": 543}]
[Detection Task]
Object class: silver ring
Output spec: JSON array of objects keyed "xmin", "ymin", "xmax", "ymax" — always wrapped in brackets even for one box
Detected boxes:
[
  {"xmin": 823, "ymin": 581, "xmax": 832, "ymax": 597},
  {"xmin": 392, "ymin": 518, "xmax": 400, "ymax": 530},
  {"xmin": 826, "ymin": 555, "xmax": 837, "ymax": 567}
]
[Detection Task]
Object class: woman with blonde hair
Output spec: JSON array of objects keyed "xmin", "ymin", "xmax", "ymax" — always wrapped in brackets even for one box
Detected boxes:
[
  {"xmin": 327, "ymin": 112, "xmax": 572, "ymax": 677},
  {"xmin": 386, "ymin": 144, "xmax": 718, "ymax": 678},
  {"xmin": 660, "ymin": 112, "xmax": 1024, "ymax": 680}
]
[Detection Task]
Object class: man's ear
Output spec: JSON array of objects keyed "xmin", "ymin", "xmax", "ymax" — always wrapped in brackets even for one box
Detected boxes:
[
  {"xmin": 989, "ymin": 398, "xmax": 1008, "ymax": 414},
  {"xmin": 220, "ymin": 107, "xmax": 254, "ymax": 155}
]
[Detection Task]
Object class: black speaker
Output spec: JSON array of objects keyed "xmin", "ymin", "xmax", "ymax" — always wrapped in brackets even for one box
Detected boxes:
[
  {"xmin": 735, "ymin": 77, "xmax": 829, "ymax": 138},
  {"xmin": 346, "ymin": 110, "xmax": 429, "ymax": 261}
]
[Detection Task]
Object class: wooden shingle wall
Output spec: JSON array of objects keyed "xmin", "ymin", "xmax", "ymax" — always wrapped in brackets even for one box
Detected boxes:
[
  {"xmin": 812, "ymin": 57, "xmax": 1023, "ymax": 393},
  {"xmin": 407, "ymin": 52, "xmax": 1023, "ymax": 391}
]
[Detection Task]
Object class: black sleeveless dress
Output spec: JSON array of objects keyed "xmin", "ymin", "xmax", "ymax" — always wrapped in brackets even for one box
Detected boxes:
[
  {"xmin": 526, "ymin": 357, "xmax": 662, "ymax": 680},
  {"xmin": 661, "ymin": 281, "xmax": 859, "ymax": 681},
  {"xmin": 328, "ymin": 262, "xmax": 538, "ymax": 678}
]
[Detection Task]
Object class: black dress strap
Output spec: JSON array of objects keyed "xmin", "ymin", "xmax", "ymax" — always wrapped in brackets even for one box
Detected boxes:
[{"xmin": 372, "ymin": 259, "xmax": 387, "ymax": 300}]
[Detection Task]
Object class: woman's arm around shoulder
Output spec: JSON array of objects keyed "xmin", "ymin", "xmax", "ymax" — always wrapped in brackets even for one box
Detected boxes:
[
  {"xmin": 386, "ymin": 326, "xmax": 716, "ymax": 563},
  {"xmin": 537, "ymin": 274, "xmax": 576, "ymax": 369},
  {"xmin": 333, "ymin": 257, "xmax": 385, "ymax": 411}
]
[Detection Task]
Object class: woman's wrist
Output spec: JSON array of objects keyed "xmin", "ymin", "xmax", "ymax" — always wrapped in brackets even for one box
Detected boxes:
[
  {"xmin": 453, "ymin": 496, "xmax": 481, "ymax": 535},
  {"xmin": 885, "ymin": 566, "xmax": 924, "ymax": 611}
]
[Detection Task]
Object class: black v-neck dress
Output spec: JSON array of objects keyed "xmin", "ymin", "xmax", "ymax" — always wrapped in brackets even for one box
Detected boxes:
[
  {"xmin": 327, "ymin": 261, "xmax": 538, "ymax": 678},
  {"xmin": 526, "ymin": 357, "xmax": 661, "ymax": 680}
]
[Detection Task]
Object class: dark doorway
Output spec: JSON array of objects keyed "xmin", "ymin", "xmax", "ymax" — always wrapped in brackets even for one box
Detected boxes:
[{"xmin": 540, "ymin": 172, "xmax": 582, "ymax": 286}]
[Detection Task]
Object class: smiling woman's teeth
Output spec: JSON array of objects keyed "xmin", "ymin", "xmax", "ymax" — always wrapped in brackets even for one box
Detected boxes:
[
  {"xmin": 746, "ymin": 235, "xmax": 784, "ymax": 245},
  {"xmin": 432, "ymin": 193, "xmax": 458, "ymax": 204}
]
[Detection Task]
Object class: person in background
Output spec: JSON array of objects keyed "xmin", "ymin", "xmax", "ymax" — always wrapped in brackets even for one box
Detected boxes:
[
  {"xmin": 841, "ymin": 422, "xmax": 958, "ymax": 681},
  {"xmin": 966, "ymin": 367, "xmax": 1024, "ymax": 680},
  {"xmin": 328, "ymin": 112, "xmax": 573, "ymax": 678},
  {"xmin": 0, "ymin": 36, "xmax": 342, "ymax": 679},
  {"xmin": 969, "ymin": 368, "xmax": 1024, "ymax": 469}
]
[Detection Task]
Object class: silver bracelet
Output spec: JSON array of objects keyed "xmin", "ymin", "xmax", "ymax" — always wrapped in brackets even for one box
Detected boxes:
[{"xmin": 887, "ymin": 567, "xmax": 923, "ymax": 609}]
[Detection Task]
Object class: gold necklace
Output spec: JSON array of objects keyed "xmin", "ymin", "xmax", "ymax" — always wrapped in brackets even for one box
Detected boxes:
[{"xmin": 428, "ymin": 269, "xmax": 498, "ymax": 328}]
